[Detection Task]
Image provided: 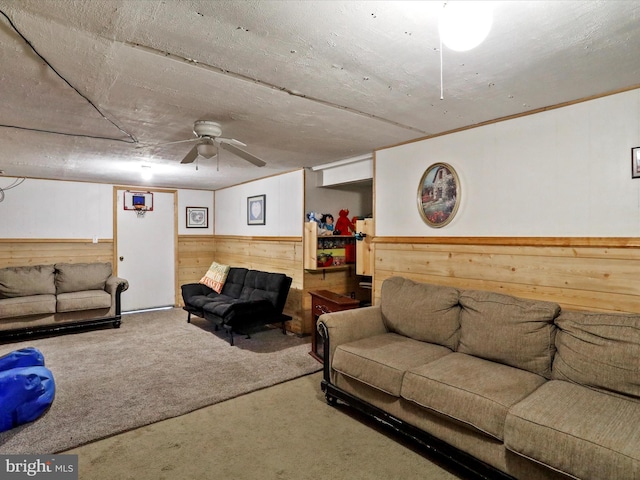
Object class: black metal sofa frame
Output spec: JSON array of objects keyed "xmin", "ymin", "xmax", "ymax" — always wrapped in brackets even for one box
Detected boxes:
[
  {"xmin": 0, "ymin": 309, "xmax": 124, "ymax": 342},
  {"xmin": 181, "ymin": 267, "xmax": 293, "ymax": 346}
]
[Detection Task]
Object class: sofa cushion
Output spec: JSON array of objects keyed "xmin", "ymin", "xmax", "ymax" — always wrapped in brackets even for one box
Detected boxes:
[
  {"xmin": 553, "ymin": 310, "xmax": 640, "ymax": 399},
  {"xmin": 380, "ymin": 277, "xmax": 461, "ymax": 350},
  {"xmin": 199, "ymin": 262, "xmax": 230, "ymax": 293},
  {"xmin": 202, "ymin": 294, "xmax": 238, "ymax": 305},
  {"xmin": 56, "ymin": 290, "xmax": 112, "ymax": 313},
  {"xmin": 202, "ymin": 297, "xmax": 241, "ymax": 320},
  {"xmin": 0, "ymin": 265, "xmax": 55, "ymax": 298},
  {"xmin": 220, "ymin": 268, "xmax": 248, "ymax": 298},
  {"xmin": 402, "ymin": 353, "xmax": 546, "ymax": 441},
  {"xmin": 55, "ymin": 263, "xmax": 112, "ymax": 294},
  {"xmin": 505, "ymin": 380, "xmax": 640, "ymax": 480},
  {"xmin": 458, "ymin": 290, "xmax": 560, "ymax": 378},
  {"xmin": 332, "ymin": 332, "xmax": 452, "ymax": 397},
  {"xmin": 0, "ymin": 295, "xmax": 57, "ymax": 319},
  {"xmin": 186, "ymin": 293, "xmax": 220, "ymax": 309},
  {"xmin": 239, "ymin": 270, "xmax": 288, "ymax": 309}
]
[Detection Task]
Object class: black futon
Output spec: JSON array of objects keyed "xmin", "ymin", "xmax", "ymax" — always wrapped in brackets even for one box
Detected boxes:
[{"xmin": 181, "ymin": 268, "xmax": 292, "ymax": 345}]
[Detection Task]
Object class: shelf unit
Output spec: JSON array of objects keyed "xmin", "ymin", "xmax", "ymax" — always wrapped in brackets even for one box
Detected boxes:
[{"xmin": 304, "ymin": 222, "xmax": 356, "ymax": 271}]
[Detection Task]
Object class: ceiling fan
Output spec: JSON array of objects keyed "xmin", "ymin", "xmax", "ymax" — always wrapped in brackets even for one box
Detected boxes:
[{"xmin": 146, "ymin": 120, "xmax": 266, "ymax": 167}]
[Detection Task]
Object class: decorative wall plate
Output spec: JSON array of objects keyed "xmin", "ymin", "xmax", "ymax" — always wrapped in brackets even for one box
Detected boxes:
[{"xmin": 417, "ymin": 163, "xmax": 461, "ymax": 228}]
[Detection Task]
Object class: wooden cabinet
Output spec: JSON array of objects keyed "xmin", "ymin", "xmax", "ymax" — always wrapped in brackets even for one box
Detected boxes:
[
  {"xmin": 309, "ymin": 290, "xmax": 360, "ymax": 362},
  {"xmin": 304, "ymin": 222, "xmax": 356, "ymax": 271},
  {"xmin": 355, "ymin": 219, "xmax": 374, "ymax": 276}
]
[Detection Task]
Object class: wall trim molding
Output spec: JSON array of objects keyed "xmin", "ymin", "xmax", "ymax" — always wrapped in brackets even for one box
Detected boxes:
[
  {"xmin": 3, "ymin": 236, "xmax": 638, "ymax": 247},
  {"xmin": 374, "ymin": 237, "xmax": 640, "ymax": 248},
  {"xmin": 0, "ymin": 238, "xmax": 113, "ymax": 243},
  {"xmin": 214, "ymin": 235, "xmax": 302, "ymax": 242},
  {"xmin": 178, "ymin": 234, "xmax": 215, "ymax": 239}
]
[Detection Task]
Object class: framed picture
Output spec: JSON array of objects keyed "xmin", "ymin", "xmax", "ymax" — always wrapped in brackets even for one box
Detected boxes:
[
  {"xmin": 632, "ymin": 147, "xmax": 640, "ymax": 179},
  {"xmin": 247, "ymin": 194, "xmax": 266, "ymax": 225},
  {"xmin": 186, "ymin": 207, "xmax": 208, "ymax": 228},
  {"xmin": 417, "ymin": 162, "xmax": 461, "ymax": 228}
]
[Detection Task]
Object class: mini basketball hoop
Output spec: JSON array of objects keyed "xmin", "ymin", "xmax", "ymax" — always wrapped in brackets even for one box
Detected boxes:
[
  {"xmin": 123, "ymin": 191, "xmax": 154, "ymax": 218},
  {"xmin": 134, "ymin": 204, "xmax": 149, "ymax": 218}
]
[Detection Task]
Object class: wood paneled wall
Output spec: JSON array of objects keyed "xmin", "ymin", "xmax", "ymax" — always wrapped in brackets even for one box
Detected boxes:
[
  {"xmin": 9, "ymin": 236, "xmax": 635, "ymax": 327},
  {"xmin": 177, "ymin": 235, "xmax": 216, "ymax": 304},
  {"xmin": 374, "ymin": 237, "xmax": 640, "ymax": 314},
  {"xmin": 0, "ymin": 239, "xmax": 113, "ymax": 268},
  {"xmin": 213, "ymin": 236, "xmax": 363, "ymax": 335},
  {"xmin": 0, "ymin": 236, "xmax": 309, "ymax": 331},
  {"xmin": 214, "ymin": 236, "xmax": 306, "ymax": 334}
]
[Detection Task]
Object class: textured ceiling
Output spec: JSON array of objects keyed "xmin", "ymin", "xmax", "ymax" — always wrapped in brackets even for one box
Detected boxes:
[{"xmin": 0, "ymin": 0, "xmax": 639, "ymax": 190}]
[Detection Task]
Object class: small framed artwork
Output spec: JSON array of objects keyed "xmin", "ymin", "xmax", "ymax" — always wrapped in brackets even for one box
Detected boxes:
[
  {"xmin": 417, "ymin": 162, "xmax": 461, "ymax": 228},
  {"xmin": 247, "ymin": 194, "xmax": 266, "ymax": 225},
  {"xmin": 186, "ymin": 207, "xmax": 208, "ymax": 228},
  {"xmin": 632, "ymin": 147, "xmax": 640, "ymax": 179}
]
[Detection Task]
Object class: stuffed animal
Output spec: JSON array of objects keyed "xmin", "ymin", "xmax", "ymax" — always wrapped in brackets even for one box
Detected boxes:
[
  {"xmin": 334, "ymin": 209, "xmax": 355, "ymax": 235},
  {"xmin": 320, "ymin": 213, "xmax": 335, "ymax": 233},
  {"xmin": 306, "ymin": 212, "xmax": 320, "ymax": 223}
]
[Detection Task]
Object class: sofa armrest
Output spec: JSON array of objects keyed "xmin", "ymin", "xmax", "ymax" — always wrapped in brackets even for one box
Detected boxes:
[
  {"xmin": 105, "ymin": 276, "xmax": 129, "ymax": 294},
  {"xmin": 181, "ymin": 282, "xmax": 212, "ymax": 302},
  {"xmin": 104, "ymin": 276, "xmax": 129, "ymax": 317},
  {"xmin": 318, "ymin": 305, "xmax": 388, "ymax": 377}
]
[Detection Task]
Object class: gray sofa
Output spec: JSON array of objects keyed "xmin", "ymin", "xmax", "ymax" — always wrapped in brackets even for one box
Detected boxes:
[
  {"xmin": 318, "ymin": 276, "xmax": 640, "ymax": 480},
  {"xmin": 0, "ymin": 262, "xmax": 129, "ymax": 339}
]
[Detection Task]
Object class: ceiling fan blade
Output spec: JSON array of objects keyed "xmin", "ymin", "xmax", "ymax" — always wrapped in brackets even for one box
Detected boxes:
[
  {"xmin": 219, "ymin": 143, "xmax": 266, "ymax": 167},
  {"xmin": 180, "ymin": 145, "xmax": 199, "ymax": 164},
  {"xmin": 216, "ymin": 137, "xmax": 247, "ymax": 147}
]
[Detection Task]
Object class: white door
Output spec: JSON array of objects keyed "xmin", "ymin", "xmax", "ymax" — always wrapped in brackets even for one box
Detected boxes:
[{"xmin": 115, "ymin": 189, "xmax": 176, "ymax": 312}]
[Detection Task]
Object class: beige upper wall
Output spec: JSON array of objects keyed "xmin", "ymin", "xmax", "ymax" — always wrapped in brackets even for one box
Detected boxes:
[
  {"xmin": 376, "ymin": 88, "xmax": 640, "ymax": 237},
  {"xmin": 0, "ymin": 179, "xmax": 212, "ymax": 239},
  {"xmin": 4, "ymin": 89, "xmax": 640, "ymax": 240},
  {"xmin": 214, "ymin": 170, "xmax": 304, "ymax": 236},
  {"xmin": 0, "ymin": 179, "xmax": 112, "ymax": 239}
]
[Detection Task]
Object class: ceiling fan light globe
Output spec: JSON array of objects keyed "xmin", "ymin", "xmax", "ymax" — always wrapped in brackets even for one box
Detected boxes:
[{"xmin": 197, "ymin": 143, "xmax": 217, "ymax": 158}]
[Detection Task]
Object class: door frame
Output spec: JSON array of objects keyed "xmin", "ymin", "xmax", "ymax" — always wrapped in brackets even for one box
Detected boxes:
[{"xmin": 112, "ymin": 186, "xmax": 180, "ymax": 307}]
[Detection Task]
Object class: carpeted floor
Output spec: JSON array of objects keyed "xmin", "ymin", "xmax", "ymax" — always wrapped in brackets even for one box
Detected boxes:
[
  {"xmin": 65, "ymin": 372, "xmax": 463, "ymax": 480},
  {"xmin": 0, "ymin": 308, "xmax": 320, "ymax": 454}
]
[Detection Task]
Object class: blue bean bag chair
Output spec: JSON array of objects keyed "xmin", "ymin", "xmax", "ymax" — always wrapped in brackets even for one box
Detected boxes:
[{"xmin": 0, "ymin": 347, "xmax": 55, "ymax": 432}]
